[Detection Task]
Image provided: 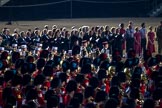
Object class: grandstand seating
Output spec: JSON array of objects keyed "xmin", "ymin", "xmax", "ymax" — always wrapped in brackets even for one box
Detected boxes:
[
  {"xmin": 0, "ymin": 0, "xmax": 161, "ymax": 20},
  {"xmin": 149, "ymin": 4, "xmax": 162, "ymax": 17},
  {"xmin": 0, "ymin": 0, "xmax": 10, "ymax": 6}
]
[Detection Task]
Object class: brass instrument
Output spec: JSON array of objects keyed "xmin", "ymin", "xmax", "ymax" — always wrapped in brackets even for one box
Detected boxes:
[
  {"xmin": 141, "ymin": 73, "xmax": 147, "ymax": 83},
  {"xmin": 108, "ymin": 66, "xmax": 116, "ymax": 77},
  {"xmin": 124, "ymin": 68, "xmax": 131, "ymax": 80}
]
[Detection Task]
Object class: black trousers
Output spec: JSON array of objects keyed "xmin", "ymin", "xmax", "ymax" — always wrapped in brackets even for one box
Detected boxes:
[
  {"xmin": 141, "ymin": 38, "xmax": 146, "ymax": 53},
  {"xmin": 126, "ymin": 38, "xmax": 134, "ymax": 52},
  {"xmin": 157, "ymin": 38, "xmax": 162, "ymax": 54}
]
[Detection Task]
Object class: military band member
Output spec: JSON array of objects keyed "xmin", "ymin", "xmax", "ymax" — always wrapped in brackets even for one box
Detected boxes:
[
  {"xmin": 11, "ymin": 33, "xmax": 19, "ymax": 45},
  {"xmin": 0, "ymin": 47, "xmax": 5, "ymax": 54},
  {"xmin": 109, "ymin": 27, "xmax": 116, "ymax": 54},
  {"xmin": 62, "ymin": 31, "xmax": 71, "ymax": 52},
  {"xmin": 12, "ymin": 44, "xmax": 18, "ymax": 52},
  {"xmin": 2, "ymin": 28, "xmax": 12, "ymax": 43},
  {"xmin": 101, "ymin": 41, "xmax": 110, "ymax": 58},
  {"xmin": 25, "ymin": 31, "xmax": 32, "ymax": 51},
  {"xmin": 18, "ymin": 31, "xmax": 27, "ymax": 46},
  {"xmin": 1, "ymin": 24, "xmax": 162, "ymax": 108},
  {"xmin": 41, "ymin": 29, "xmax": 48, "ymax": 41},
  {"xmin": 114, "ymin": 28, "xmax": 124, "ymax": 57},
  {"xmin": 82, "ymin": 26, "xmax": 90, "ymax": 42},
  {"xmin": 44, "ymin": 25, "xmax": 49, "ymax": 30},
  {"xmin": 96, "ymin": 29, "xmax": 103, "ymax": 50},
  {"xmin": 32, "ymin": 30, "xmax": 41, "ymax": 46},
  {"xmin": 51, "ymin": 47, "xmax": 58, "ymax": 59},
  {"xmin": 0, "ymin": 36, "xmax": 6, "ymax": 47},
  {"xmin": 25, "ymin": 31, "xmax": 32, "ymax": 44},
  {"xmin": 21, "ymin": 45, "xmax": 28, "ymax": 57}
]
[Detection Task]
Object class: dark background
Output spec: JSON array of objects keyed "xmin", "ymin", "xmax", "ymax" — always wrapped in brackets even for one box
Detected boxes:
[{"xmin": 0, "ymin": 0, "xmax": 161, "ymax": 21}]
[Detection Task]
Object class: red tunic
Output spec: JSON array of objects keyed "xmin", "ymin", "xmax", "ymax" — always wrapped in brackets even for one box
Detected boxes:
[
  {"xmin": 12, "ymin": 87, "xmax": 23, "ymax": 108},
  {"xmin": 63, "ymin": 94, "xmax": 71, "ymax": 106},
  {"xmin": 77, "ymin": 85, "xmax": 84, "ymax": 93},
  {"xmin": 43, "ymin": 81, "xmax": 50, "ymax": 90},
  {"xmin": 146, "ymin": 68, "xmax": 152, "ymax": 78},
  {"xmin": 140, "ymin": 83, "xmax": 146, "ymax": 95},
  {"xmin": 83, "ymin": 79, "xmax": 89, "ymax": 87},
  {"xmin": 105, "ymin": 82, "xmax": 110, "ymax": 94},
  {"xmin": 0, "ymin": 86, "xmax": 4, "ymax": 107},
  {"xmin": 159, "ymin": 99, "xmax": 162, "ymax": 108},
  {"xmin": 136, "ymin": 104, "xmax": 142, "ymax": 108},
  {"xmin": 37, "ymin": 89, "xmax": 45, "ymax": 107},
  {"xmin": 32, "ymin": 69, "xmax": 42, "ymax": 78},
  {"xmin": 147, "ymin": 31, "xmax": 155, "ymax": 53}
]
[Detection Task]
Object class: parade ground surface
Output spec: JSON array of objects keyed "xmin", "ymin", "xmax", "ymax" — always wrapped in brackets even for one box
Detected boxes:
[{"xmin": 0, "ymin": 17, "xmax": 162, "ymax": 53}]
